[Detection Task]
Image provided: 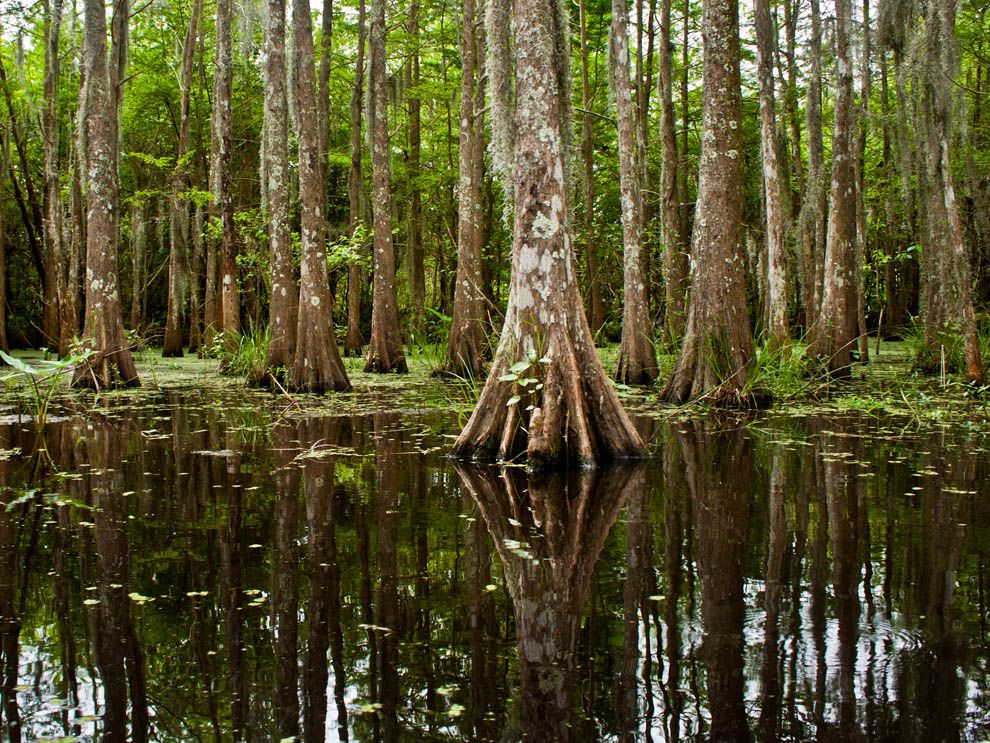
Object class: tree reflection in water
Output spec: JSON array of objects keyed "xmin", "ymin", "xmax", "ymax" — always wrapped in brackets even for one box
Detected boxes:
[{"xmin": 456, "ymin": 462, "xmax": 643, "ymax": 742}]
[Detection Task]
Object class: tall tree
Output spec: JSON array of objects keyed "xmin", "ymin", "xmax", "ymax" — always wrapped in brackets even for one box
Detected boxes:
[
  {"xmin": 578, "ymin": 0, "xmax": 605, "ymax": 333},
  {"xmin": 442, "ymin": 0, "xmax": 487, "ymax": 378},
  {"xmin": 406, "ymin": 0, "xmax": 425, "ymax": 333},
  {"xmin": 658, "ymin": 0, "xmax": 686, "ymax": 345},
  {"xmin": 364, "ymin": 0, "xmax": 407, "ymax": 373},
  {"xmin": 808, "ymin": 0, "xmax": 859, "ymax": 376},
  {"xmin": 613, "ymin": 0, "xmax": 658, "ymax": 384},
  {"xmin": 754, "ymin": 0, "xmax": 788, "ymax": 348},
  {"xmin": 800, "ymin": 0, "xmax": 826, "ymax": 328},
  {"xmin": 344, "ymin": 0, "xmax": 367, "ymax": 356},
  {"xmin": 914, "ymin": 0, "xmax": 984, "ymax": 382},
  {"xmin": 289, "ymin": 0, "xmax": 352, "ymax": 392},
  {"xmin": 73, "ymin": 0, "xmax": 140, "ymax": 388},
  {"xmin": 0, "ymin": 130, "xmax": 6, "ymax": 353},
  {"xmin": 43, "ymin": 0, "xmax": 66, "ymax": 355},
  {"xmin": 260, "ymin": 0, "xmax": 296, "ymax": 382},
  {"xmin": 213, "ymin": 0, "xmax": 238, "ymax": 346},
  {"xmin": 659, "ymin": 0, "xmax": 754, "ymax": 404},
  {"xmin": 451, "ymin": 0, "xmax": 644, "ymax": 467},
  {"xmin": 163, "ymin": 0, "xmax": 203, "ymax": 357}
]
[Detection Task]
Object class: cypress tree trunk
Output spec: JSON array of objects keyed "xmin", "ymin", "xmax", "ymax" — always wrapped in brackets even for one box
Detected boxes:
[
  {"xmin": 808, "ymin": 0, "xmax": 859, "ymax": 376},
  {"xmin": 344, "ymin": 0, "xmax": 367, "ymax": 356},
  {"xmin": 129, "ymin": 203, "xmax": 146, "ymax": 331},
  {"xmin": 443, "ymin": 0, "xmax": 487, "ymax": 378},
  {"xmin": 260, "ymin": 0, "xmax": 296, "ymax": 383},
  {"xmin": 659, "ymin": 0, "xmax": 755, "ymax": 405},
  {"xmin": 214, "ymin": 0, "xmax": 239, "ymax": 347},
  {"xmin": 800, "ymin": 0, "xmax": 826, "ymax": 329},
  {"xmin": 659, "ymin": 0, "xmax": 686, "ymax": 346},
  {"xmin": 43, "ymin": 0, "xmax": 66, "ymax": 355},
  {"xmin": 612, "ymin": 0, "xmax": 658, "ymax": 384},
  {"xmin": 364, "ymin": 0, "xmax": 407, "ymax": 373},
  {"xmin": 188, "ymin": 204, "xmax": 203, "ymax": 352},
  {"xmin": 754, "ymin": 0, "xmax": 788, "ymax": 348},
  {"xmin": 163, "ymin": 0, "xmax": 203, "ymax": 357},
  {"xmin": 289, "ymin": 0, "xmax": 352, "ymax": 392},
  {"xmin": 451, "ymin": 0, "xmax": 644, "ymax": 467},
  {"xmin": 578, "ymin": 0, "xmax": 605, "ymax": 334},
  {"xmin": 407, "ymin": 0, "xmax": 425, "ymax": 335},
  {"xmin": 73, "ymin": 0, "xmax": 139, "ymax": 388},
  {"xmin": 0, "ymin": 133, "xmax": 6, "ymax": 352}
]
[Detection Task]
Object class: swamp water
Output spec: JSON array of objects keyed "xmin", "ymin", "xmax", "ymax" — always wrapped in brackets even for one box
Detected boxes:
[{"xmin": 0, "ymin": 383, "xmax": 988, "ymax": 741}]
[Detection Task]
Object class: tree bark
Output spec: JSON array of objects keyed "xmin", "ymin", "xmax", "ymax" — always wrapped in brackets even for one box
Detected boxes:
[
  {"xmin": 364, "ymin": 0, "xmax": 407, "ymax": 373},
  {"xmin": 344, "ymin": 0, "xmax": 367, "ymax": 356},
  {"xmin": 214, "ymin": 0, "xmax": 239, "ymax": 348},
  {"xmin": 451, "ymin": 0, "xmax": 644, "ymax": 467},
  {"xmin": 578, "ymin": 0, "xmax": 605, "ymax": 334},
  {"xmin": 43, "ymin": 0, "xmax": 67, "ymax": 355},
  {"xmin": 289, "ymin": 0, "xmax": 352, "ymax": 392},
  {"xmin": 854, "ymin": 0, "xmax": 872, "ymax": 362},
  {"xmin": 659, "ymin": 0, "xmax": 686, "ymax": 346},
  {"xmin": 261, "ymin": 0, "xmax": 297, "ymax": 383},
  {"xmin": 754, "ymin": 0, "xmax": 788, "ymax": 348},
  {"xmin": 612, "ymin": 0, "xmax": 658, "ymax": 384},
  {"xmin": 163, "ymin": 0, "xmax": 203, "ymax": 357},
  {"xmin": 129, "ymin": 203, "xmax": 146, "ymax": 331},
  {"xmin": 442, "ymin": 0, "xmax": 487, "ymax": 378},
  {"xmin": 800, "ymin": 0, "xmax": 826, "ymax": 330},
  {"xmin": 0, "ymin": 133, "xmax": 6, "ymax": 352},
  {"xmin": 808, "ymin": 0, "xmax": 859, "ymax": 376},
  {"xmin": 407, "ymin": 0, "xmax": 425, "ymax": 335},
  {"xmin": 659, "ymin": 0, "xmax": 755, "ymax": 405},
  {"xmin": 73, "ymin": 0, "xmax": 139, "ymax": 388}
]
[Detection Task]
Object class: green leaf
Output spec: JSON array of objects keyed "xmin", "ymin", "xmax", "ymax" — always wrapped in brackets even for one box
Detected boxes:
[
  {"xmin": 0, "ymin": 350, "xmax": 39, "ymax": 375},
  {"xmin": 498, "ymin": 373, "xmax": 519, "ymax": 383},
  {"xmin": 506, "ymin": 395, "xmax": 521, "ymax": 407},
  {"xmin": 509, "ymin": 361, "xmax": 531, "ymax": 374}
]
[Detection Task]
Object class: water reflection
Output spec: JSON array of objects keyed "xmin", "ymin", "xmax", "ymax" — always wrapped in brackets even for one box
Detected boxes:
[
  {"xmin": 456, "ymin": 463, "xmax": 642, "ymax": 741},
  {"xmin": 0, "ymin": 396, "xmax": 986, "ymax": 740}
]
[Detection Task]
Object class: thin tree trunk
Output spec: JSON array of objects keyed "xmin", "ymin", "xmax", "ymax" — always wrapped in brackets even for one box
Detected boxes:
[
  {"xmin": 855, "ymin": 0, "xmax": 872, "ymax": 361},
  {"xmin": 44, "ymin": 0, "xmax": 67, "ymax": 354},
  {"xmin": 188, "ymin": 204, "xmax": 203, "ymax": 351},
  {"xmin": 443, "ymin": 0, "xmax": 487, "ymax": 378},
  {"xmin": 801, "ymin": 0, "xmax": 826, "ymax": 329},
  {"xmin": 317, "ymin": 0, "xmax": 333, "ymax": 159},
  {"xmin": 808, "ymin": 0, "xmax": 859, "ymax": 376},
  {"xmin": 163, "ymin": 0, "xmax": 203, "ymax": 357},
  {"xmin": 344, "ymin": 0, "xmax": 367, "ymax": 356},
  {"xmin": 214, "ymin": 0, "xmax": 239, "ymax": 347},
  {"xmin": 451, "ymin": 0, "xmax": 644, "ymax": 467},
  {"xmin": 660, "ymin": 0, "xmax": 755, "ymax": 405},
  {"xmin": 659, "ymin": 0, "xmax": 685, "ymax": 346},
  {"xmin": 0, "ymin": 132, "xmax": 6, "ymax": 352},
  {"xmin": 407, "ymin": 0, "xmax": 425, "ymax": 335},
  {"xmin": 289, "ymin": 0, "xmax": 352, "ymax": 392},
  {"xmin": 261, "ymin": 0, "xmax": 296, "ymax": 383},
  {"xmin": 578, "ymin": 0, "xmax": 605, "ymax": 333},
  {"xmin": 613, "ymin": 0, "xmax": 658, "ymax": 384},
  {"xmin": 73, "ymin": 0, "xmax": 139, "ymax": 388},
  {"xmin": 755, "ymin": 0, "xmax": 788, "ymax": 348},
  {"xmin": 129, "ymin": 203, "xmax": 146, "ymax": 330},
  {"xmin": 364, "ymin": 0, "xmax": 407, "ymax": 373}
]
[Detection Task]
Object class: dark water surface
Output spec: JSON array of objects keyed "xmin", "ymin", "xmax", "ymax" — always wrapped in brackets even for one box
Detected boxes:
[{"xmin": 0, "ymin": 390, "xmax": 988, "ymax": 741}]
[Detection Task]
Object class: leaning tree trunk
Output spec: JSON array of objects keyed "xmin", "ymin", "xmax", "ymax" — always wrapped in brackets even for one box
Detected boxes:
[
  {"xmin": 754, "ymin": 0, "xmax": 788, "ymax": 348},
  {"xmin": 442, "ymin": 0, "xmax": 487, "ymax": 379},
  {"xmin": 451, "ymin": 0, "xmax": 644, "ymax": 468},
  {"xmin": 344, "ymin": 0, "xmax": 366, "ymax": 356},
  {"xmin": 363, "ymin": 0, "xmax": 407, "ymax": 373},
  {"xmin": 163, "ymin": 0, "xmax": 203, "ymax": 357},
  {"xmin": 288, "ymin": 0, "xmax": 351, "ymax": 392},
  {"xmin": 73, "ymin": 0, "xmax": 139, "ymax": 388},
  {"xmin": 916, "ymin": 0, "xmax": 983, "ymax": 383},
  {"xmin": 659, "ymin": 0, "xmax": 755, "ymax": 405},
  {"xmin": 612, "ymin": 0, "xmax": 658, "ymax": 385},
  {"xmin": 808, "ymin": 0, "xmax": 859, "ymax": 376},
  {"xmin": 658, "ymin": 0, "xmax": 686, "ymax": 347},
  {"xmin": 260, "ymin": 0, "xmax": 296, "ymax": 383}
]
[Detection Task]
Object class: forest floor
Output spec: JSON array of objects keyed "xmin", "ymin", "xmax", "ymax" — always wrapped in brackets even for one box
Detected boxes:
[{"xmin": 1, "ymin": 338, "xmax": 988, "ymax": 444}]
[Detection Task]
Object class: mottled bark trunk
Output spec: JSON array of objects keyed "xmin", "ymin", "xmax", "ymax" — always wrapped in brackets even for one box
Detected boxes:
[
  {"xmin": 407, "ymin": 1, "xmax": 425, "ymax": 334},
  {"xmin": 289, "ymin": 0, "xmax": 351, "ymax": 392},
  {"xmin": 443, "ymin": 0, "xmax": 487, "ymax": 378},
  {"xmin": 659, "ymin": 0, "xmax": 755, "ymax": 405},
  {"xmin": 261, "ymin": 0, "xmax": 297, "ymax": 383},
  {"xmin": 452, "ymin": 0, "xmax": 644, "ymax": 467},
  {"xmin": 578, "ymin": 0, "xmax": 605, "ymax": 333},
  {"xmin": 214, "ymin": 0, "xmax": 239, "ymax": 347},
  {"xmin": 916, "ymin": 0, "xmax": 983, "ymax": 383},
  {"xmin": 612, "ymin": 0, "xmax": 658, "ymax": 384},
  {"xmin": 854, "ymin": 0, "xmax": 872, "ymax": 361},
  {"xmin": 163, "ymin": 0, "xmax": 203, "ymax": 357},
  {"xmin": 317, "ymin": 0, "xmax": 333, "ymax": 160},
  {"xmin": 364, "ymin": 0, "xmax": 407, "ymax": 373},
  {"xmin": 659, "ymin": 0, "xmax": 686, "ymax": 346},
  {"xmin": 808, "ymin": 0, "xmax": 859, "ymax": 376},
  {"xmin": 800, "ymin": 0, "xmax": 826, "ymax": 329},
  {"xmin": 754, "ymin": 0, "xmax": 788, "ymax": 348},
  {"xmin": 73, "ymin": 0, "xmax": 139, "ymax": 388},
  {"xmin": 188, "ymin": 205, "xmax": 203, "ymax": 352},
  {"xmin": 344, "ymin": 0, "xmax": 366, "ymax": 356},
  {"xmin": 44, "ymin": 0, "xmax": 67, "ymax": 355},
  {"xmin": 129, "ymin": 203, "xmax": 146, "ymax": 330}
]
